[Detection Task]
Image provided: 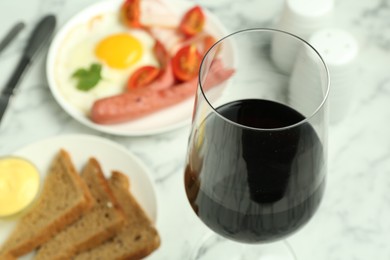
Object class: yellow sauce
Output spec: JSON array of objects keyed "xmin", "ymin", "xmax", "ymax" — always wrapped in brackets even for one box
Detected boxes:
[{"xmin": 0, "ymin": 156, "xmax": 40, "ymax": 217}]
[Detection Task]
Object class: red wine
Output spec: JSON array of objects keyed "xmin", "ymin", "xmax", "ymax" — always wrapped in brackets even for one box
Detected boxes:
[{"xmin": 185, "ymin": 99, "xmax": 325, "ymax": 243}]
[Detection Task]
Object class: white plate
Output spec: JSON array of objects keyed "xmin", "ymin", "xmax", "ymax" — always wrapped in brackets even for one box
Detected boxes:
[
  {"xmin": 46, "ymin": 0, "xmax": 232, "ymax": 136},
  {"xmin": 0, "ymin": 134, "xmax": 158, "ymax": 259}
]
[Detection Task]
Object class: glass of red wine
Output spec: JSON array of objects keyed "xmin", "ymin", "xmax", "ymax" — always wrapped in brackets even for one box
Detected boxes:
[{"xmin": 184, "ymin": 28, "xmax": 329, "ymax": 259}]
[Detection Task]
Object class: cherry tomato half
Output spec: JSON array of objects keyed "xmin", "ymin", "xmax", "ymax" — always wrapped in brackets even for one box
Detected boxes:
[
  {"xmin": 127, "ymin": 66, "xmax": 160, "ymax": 90},
  {"xmin": 203, "ymin": 35, "xmax": 217, "ymax": 55},
  {"xmin": 121, "ymin": 0, "xmax": 142, "ymax": 28},
  {"xmin": 154, "ymin": 40, "xmax": 170, "ymax": 69},
  {"xmin": 172, "ymin": 45, "xmax": 202, "ymax": 82},
  {"xmin": 179, "ymin": 6, "xmax": 205, "ymax": 37}
]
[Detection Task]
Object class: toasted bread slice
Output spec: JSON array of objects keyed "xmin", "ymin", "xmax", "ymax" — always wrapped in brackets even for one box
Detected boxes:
[
  {"xmin": 34, "ymin": 158, "xmax": 125, "ymax": 260},
  {"xmin": 0, "ymin": 252, "xmax": 15, "ymax": 260},
  {"xmin": 75, "ymin": 171, "xmax": 160, "ymax": 260},
  {"xmin": 0, "ymin": 149, "xmax": 94, "ymax": 258}
]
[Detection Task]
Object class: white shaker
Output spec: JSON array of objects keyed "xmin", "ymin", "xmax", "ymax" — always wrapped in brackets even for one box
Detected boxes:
[
  {"xmin": 308, "ymin": 28, "xmax": 359, "ymax": 124},
  {"xmin": 271, "ymin": 0, "xmax": 334, "ymax": 74}
]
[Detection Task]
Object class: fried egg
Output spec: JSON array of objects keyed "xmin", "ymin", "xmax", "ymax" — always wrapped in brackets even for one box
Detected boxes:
[{"xmin": 55, "ymin": 12, "xmax": 158, "ymax": 114}]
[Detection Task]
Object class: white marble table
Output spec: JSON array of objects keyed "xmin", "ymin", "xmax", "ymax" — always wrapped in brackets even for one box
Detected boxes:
[{"xmin": 1, "ymin": 0, "xmax": 390, "ymax": 259}]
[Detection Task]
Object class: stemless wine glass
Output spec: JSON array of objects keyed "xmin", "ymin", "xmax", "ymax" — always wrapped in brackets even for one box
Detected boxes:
[{"xmin": 184, "ymin": 28, "xmax": 329, "ymax": 259}]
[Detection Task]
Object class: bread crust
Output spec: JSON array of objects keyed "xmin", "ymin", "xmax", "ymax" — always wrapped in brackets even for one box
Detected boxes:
[{"xmin": 0, "ymin": 252, "xmax": 16, "ymax": 260}]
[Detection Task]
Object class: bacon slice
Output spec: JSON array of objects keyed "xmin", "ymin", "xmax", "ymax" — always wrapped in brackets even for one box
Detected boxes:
[
  {"xmin": 148, "ymin": 27, "xmax": 184, "ymax": 54},
  {"xmin": 140, "ymin": 0, "xmax": 180, "ymax": 28}
]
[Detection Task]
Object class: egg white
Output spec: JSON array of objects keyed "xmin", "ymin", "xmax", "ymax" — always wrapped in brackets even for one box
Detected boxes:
[{"xmin": 54, "ymin": 12, "xmax": 158, "ymax": 115}]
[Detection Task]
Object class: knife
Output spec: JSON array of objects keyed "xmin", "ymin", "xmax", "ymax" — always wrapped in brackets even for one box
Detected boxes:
[
  {"xmin": 0, "ymin": 15, "xmax": 56, "ymax": 124},
  {"xmin": 0, "ymin": 22, "xmax": 25, "ymax": 54}
]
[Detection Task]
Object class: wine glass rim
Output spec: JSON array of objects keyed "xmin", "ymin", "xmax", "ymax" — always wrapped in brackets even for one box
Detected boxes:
[{"xmin": 198, "ymin": 27, "xmax": 330, "ymax": 131}]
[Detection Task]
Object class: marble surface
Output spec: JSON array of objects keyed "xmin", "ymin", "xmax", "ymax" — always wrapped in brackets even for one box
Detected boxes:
[{"xmin": 1, "ymin": 0, "xmax": 390, "ymax": 259}]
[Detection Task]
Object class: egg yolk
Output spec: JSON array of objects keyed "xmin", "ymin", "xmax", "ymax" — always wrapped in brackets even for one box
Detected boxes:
[{"xmin": 95, "ymin": 33, "xmax": 143, "ymax": 69}]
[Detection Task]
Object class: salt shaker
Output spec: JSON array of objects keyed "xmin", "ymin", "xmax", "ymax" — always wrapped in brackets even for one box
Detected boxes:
[
  {"xmin": 271, "ymin": 0, "xmax": 334, "ymax": 74},
  {"xmin": 309, "ymin": 28, "xmax": 359, "ymax": 124},
  {"xmin": 288, "ymin": 28, "xmax": 358, "ymax": 123}
]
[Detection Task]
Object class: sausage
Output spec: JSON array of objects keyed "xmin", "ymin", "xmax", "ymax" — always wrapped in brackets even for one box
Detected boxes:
[
  {"xmin": 91, "ymin": 78, "xmax": 196, "ymax": 124},
  {"xmin": 90, "ymin": 60, "xmax": 234, "ymax": 124}
]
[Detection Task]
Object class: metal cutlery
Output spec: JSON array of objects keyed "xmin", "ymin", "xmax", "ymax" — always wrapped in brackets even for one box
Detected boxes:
[
  {"xmin": 0, "ymin": 15, "xmax": 56, "ymax": 124},
  {"xmin": 0, "ymin": 21, "xmax": 25, "ymax": 54}
]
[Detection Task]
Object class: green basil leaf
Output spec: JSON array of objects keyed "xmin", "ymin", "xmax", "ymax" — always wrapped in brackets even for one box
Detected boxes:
[{"xmin": 72, "ymin": 63, "xmax": 103, "ymax": 91}]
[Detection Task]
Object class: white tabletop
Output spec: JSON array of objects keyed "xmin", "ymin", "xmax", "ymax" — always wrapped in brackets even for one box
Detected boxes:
[{"xmin": 0, "ymin": 0, "xmax": 389, "ymax": 259}]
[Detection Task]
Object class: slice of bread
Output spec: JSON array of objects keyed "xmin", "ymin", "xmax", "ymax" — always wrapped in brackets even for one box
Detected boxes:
[
  {"xmin": 0, "ymin": 149, "xmax": 94, "ymax": 258},
  {"xmin": 0, "ymin": 252, "xmax": 15, "ymax": 260},
  {"xmin": 74, "ymin": 171, "xmax": 160, "ymax": 260},
  {"xmin": 34, "ymin": 158, "xmax": 125, "ymax": 260}
]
